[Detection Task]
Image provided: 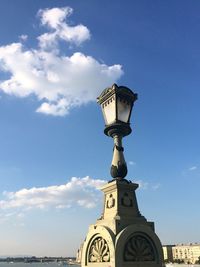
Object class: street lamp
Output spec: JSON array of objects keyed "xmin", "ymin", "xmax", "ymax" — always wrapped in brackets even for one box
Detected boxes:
[
  {"xmin": 97, "ymin": 84, "xmax": 137, "ymax": 180},
  {"xmin": 81, "ymin": 84, "xmax": 163, "ymax": 267}
]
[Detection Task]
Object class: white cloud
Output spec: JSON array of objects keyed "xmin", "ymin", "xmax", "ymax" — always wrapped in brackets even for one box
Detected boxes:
[
  {"xmin": 19, "ymin": 35, "xmax": 28, "ymax": 42},
  {"xmin": 0, "ymin": 176, "xmax": 106, "ymax": 211},
  {"xmin": 39, "ymin": 7, "xmax": 72, "ymax": 29},
  {"xmin": 37, "ymin": 7, "xmax": 90, "ymax": 48},
  {"xmin": 0, "ymin": 7, "xmax": 123, "ymax": 116},
  {"xmin": 36, "ymin": 98, "xmax": 71, "ymax": 116},
  {"xmin": 128, "ymin": 161, "xmax": 136, "ymax": 166},
  {"xmin": 189, "ymin": 166, "xmax": 197, "ymax": 171},
  {"xmin": 135, "ymin": 179, "xmax": 161, "ymax": 191},
  {"xmin": 0, "ymin": 211, "xmax": 24, "ymax": 225},
  {"xmin": 151, "ymin": 183, "xmax": 161, "ymax": 190},
  {"xmin": 135, "ymin": 180, "xmax": 149, "ymax": 190}
]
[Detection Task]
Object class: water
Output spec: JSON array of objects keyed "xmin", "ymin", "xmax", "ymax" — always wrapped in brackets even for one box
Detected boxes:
[{"xmin": 0, "ymin": 263, "xmax": 80, "ymax": 267}]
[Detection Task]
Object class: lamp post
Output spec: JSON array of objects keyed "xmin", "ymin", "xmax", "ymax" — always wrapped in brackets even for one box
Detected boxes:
[
  {"xmin": 81, "ymin": 83, "xmax": 163, "ymax": 267},
  {"xmin": 97, "ymin": 84, "xmax": 137, "ymax": 180}
]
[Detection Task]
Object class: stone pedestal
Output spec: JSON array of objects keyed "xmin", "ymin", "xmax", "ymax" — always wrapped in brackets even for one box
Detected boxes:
[{"xmin": 81, "ymin": 179, "xmax": 163, "ymax": 267}]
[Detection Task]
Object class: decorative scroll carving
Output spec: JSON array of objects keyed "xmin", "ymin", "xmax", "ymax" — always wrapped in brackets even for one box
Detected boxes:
[
  {"xmin": 88, "ymin": 237, "xmax": 110, "ymax": 263},
  {"xmin": 124, "ymin": 235, "xmax": 156, "ymax": 262},
  {"xmin": 121, "ymin": 192, "xmax": 133, "ymax": 207},
  {"xmin": 106, "ymin": 194, "xmax": 115, "ymax": 209}
]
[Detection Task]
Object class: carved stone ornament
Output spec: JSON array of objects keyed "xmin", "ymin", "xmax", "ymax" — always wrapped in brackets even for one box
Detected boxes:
[
  {"xmin": 106, "ymin": 194, "xmax": 115, "ymax": 209},
  {"xmin": 121, "ymin": 192, "xmax": 133, "ymax": 207},
  {"xmin": 88, "ymin": 237, "xmax": 110, "ymax": 263},
  {"xmin": 124, "ymin": 234, "xmax": 156, "ymax": 262},
  {"xmin": 111, "ymin": 162, "xmax": 127, "ymax": 178}
]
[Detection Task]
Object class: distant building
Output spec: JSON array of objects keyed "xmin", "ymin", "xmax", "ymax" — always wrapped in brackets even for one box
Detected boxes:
[
  {"xmin": 162, "ymin": 243, "xmax": 200, "ymax": 264},
  {"xmin": 162, "ymin": 245, "xmax": 174, "ymax": 262},
  {"xmin": 172, "ymin": 243, "xmax": 200, "ymax": 264}
]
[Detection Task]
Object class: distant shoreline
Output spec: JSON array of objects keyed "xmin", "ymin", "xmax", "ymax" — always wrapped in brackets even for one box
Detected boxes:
[{"xmin": 0, "ymin": 257, "xmax": 76, "ymax": 264}]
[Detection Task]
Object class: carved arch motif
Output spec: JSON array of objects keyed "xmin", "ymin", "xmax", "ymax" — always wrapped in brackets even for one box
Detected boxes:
[
  {"xmin": 124, "ymin": 234, "xmax": 156, "ymax": 262},
  {"xmin": 88, "ymin": 236, "xmax": 110, "ymax": 263}
]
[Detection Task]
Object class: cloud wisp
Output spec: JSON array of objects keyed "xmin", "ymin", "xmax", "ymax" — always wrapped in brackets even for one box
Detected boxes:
[
  {"xmin": 0, "ymin": 176, "xmax": 161, "ymax": 220},
  {"xmin": 128, "ymin": 161, "xmax": 136, "ymax": 166},
  {"xmin": 0, "ymin": 176, "xmax": 106, "ymax": 211},
  {"xmin": 0, "ymin": 7, "xmax": 123, "ymax": 116},
  {"xmin": 135, "ymin": 179, "xmax": 161, "ymax": 191},
  {"xmin": 188, "ymin": 166, "xmax": 197, "ymax": 171}
]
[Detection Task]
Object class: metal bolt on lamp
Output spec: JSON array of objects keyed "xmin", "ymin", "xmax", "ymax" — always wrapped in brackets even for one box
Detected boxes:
[{"xmin": 97, "ymin": 84, "xmax": 137, "ymax": 180}]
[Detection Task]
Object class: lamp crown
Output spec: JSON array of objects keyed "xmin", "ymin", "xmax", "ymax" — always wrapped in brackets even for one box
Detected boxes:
[{"xmin": 97, "ymin": 84, "xmax": 137, "ymax": 105}]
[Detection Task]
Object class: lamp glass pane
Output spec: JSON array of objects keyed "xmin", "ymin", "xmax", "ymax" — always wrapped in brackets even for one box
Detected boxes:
[
  {"xmin": 102, "ymin": 96, "xmax": 116, "ymax": 125},
  {"xmin": 117, "ymin": 97, "xmax": 131, "ymax": 123}
]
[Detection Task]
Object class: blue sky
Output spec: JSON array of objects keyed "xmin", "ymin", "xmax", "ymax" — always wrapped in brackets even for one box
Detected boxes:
[{"xmin": 0, "ymin": 0, "xmax": 200, "ymax": 257}]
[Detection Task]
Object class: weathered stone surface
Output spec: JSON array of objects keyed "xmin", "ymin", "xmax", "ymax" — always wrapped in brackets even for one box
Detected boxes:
[{"xmin": 81, "ymin": 180, "xmax": 163, "ymax": 267}]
